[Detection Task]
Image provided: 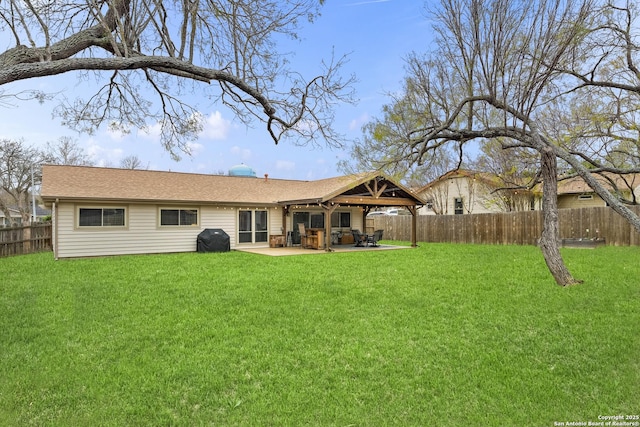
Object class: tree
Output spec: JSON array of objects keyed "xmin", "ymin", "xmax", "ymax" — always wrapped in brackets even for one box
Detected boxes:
[
  {"xmin": 46, "ymin": 136, "xmax": 94, "ymax": 166},
  {"xmin": 120, "ymin": 155, "xmax": 147, "ymax": 170},
  {"xmin": 471, "ymin": 140, "xmax": 540, "ymax": 212},
  {"xmin": 0, "ymin": 1, "xmax": 354, "ymax": 158},
  {"xmin": 348, "ymin": 0, "xmax": 640, "ymax": 286},
  {"xmin": 0, "ymin": 139, "xmax": 52, "ymax": 225},
  {"xmin": 338, "ymin": 89, "xmax": 464, "ymax": 187}
]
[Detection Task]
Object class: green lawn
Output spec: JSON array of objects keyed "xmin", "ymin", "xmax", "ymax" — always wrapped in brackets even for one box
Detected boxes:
[{"xmin": 1, "ymin": 243, "xmax": 639, "ymax": 426}]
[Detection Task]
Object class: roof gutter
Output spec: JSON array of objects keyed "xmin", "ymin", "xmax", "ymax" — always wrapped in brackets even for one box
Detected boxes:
[{"xmin": 39, "ymin": 196, "xmax": 282, "ymax": 207}]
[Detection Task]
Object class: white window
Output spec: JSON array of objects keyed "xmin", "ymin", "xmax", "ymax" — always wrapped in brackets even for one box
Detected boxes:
[
  {"xmin": 159, "ymin": 208, "xmax": 198, "ymax": 226},
  {"xmin": 78, "ymin": 207, "xmax": 126, "ymax": 227}
]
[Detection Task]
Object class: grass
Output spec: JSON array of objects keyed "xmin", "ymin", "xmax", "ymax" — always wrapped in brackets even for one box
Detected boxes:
[{"xmin": 1, "ymin": 243, "xmax": 639, "ymax": 426}]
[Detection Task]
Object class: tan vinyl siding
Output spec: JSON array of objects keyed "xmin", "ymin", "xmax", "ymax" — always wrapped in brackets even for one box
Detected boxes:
[
  {"xmin": 558, "ymin": 194, "xmax": 606, "ymax": 209},
  {"xmin": 56, "ymin": 203, "xmax": 240, "ymax": 258},
  {"xmin": 418, "ymin": 176, "xmax": 502, "ymax": 215},
  {"xmin": 55, "ymin": 203, "xmax": 377, "ymax": 257},
  {"xmin": 350, "ymin": 208, "xmax": 364, "ymax": 232},
  {"xmin": 200, "ymin": 206, "xmax": 237, "ymax": 247},
  {"xmin": 269, "ymin": 207, "xmax": 285, "ymax": 237}
]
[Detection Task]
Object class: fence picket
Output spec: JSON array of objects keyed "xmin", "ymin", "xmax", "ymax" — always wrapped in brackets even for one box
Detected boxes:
[
  {"xmin": 0, "ymin": 223, "xmax": 52, "ymax": 257},
  {"xmin": 374, "ymin": 206, "xmax": 640, "ymax": 247}
]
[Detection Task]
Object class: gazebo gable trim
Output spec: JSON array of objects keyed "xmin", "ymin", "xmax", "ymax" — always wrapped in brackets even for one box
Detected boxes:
[{"xmin": 279, "ymin": 174, "xmax": 425, "ymax": 207}]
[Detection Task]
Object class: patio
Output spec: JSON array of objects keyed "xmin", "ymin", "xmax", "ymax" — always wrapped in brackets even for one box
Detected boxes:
[{"xmin": 235, "ymin": 243, "xmax": 411, "ymax": 256}]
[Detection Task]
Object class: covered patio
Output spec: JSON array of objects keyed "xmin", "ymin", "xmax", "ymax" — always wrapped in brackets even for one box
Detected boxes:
[{"xmin": 278, "ymin": 174, "xmax": 425, "ymax": 252}]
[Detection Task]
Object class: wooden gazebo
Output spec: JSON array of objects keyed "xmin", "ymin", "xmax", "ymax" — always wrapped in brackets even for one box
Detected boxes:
[{"xmin": 278, "ymin": 173, "xmax": 426, "ymax": 251}]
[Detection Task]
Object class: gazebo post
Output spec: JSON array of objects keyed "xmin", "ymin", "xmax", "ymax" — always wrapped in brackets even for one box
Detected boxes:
[
  {"xmin": 409, "ymin": 206, "xmax": 418, "ymax": 247},
  {"xmin": 322, "ymin": 202, "xmax": 338, "ymax": 251},
  {"xmin": 282, "ymin": 206, "xmax": 289, "ymax": 246}
]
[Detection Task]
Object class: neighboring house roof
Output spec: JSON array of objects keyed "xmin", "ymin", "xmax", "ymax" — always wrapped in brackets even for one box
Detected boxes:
[
  {"xmin": 41, "ymin": 165, "xmax": 425, "ymax": 207},
  {"xmin": 0, "ymin": 207, "xmax": 21, "ymax": 218},
  {"xmin": 556, "ymin": 172, "xmax": 640, "ymax": 195},
  {"xmin": 416, "ymin": 169, "xmax": 534, "ymax": 194},
  {"xmin": 0, "ymin": 206, "xmax": 49, "ymax": 218},
  {"xmin": 415, "ymin": 170, "xmax": 493, "ymax": 194},
  {"xmin": 420, "ymin": 169, "xmax": 640, "ymax": 197},
  {"xmin": 34, "ymin": 205, "xmax": 51, "ymax": 216}
]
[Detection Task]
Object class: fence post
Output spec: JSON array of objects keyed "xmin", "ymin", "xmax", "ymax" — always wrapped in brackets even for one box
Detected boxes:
[
  {"xmin": 0, "ymin": 223, "xmax": 52, "ymax": 258},
  {"xmin": 23, "ymin": 225, "xmax": 31, "ymax": 253},
  {"xmin": 378, "ymin": 207, "xmax": 639, "ymax": 247}
]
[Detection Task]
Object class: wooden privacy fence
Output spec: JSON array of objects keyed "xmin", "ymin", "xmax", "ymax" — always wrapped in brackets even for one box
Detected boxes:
[
  {"xmin": 0, "ymin": 223, "xmax": 52, "ymax": 257},
  {"xmin": 371, "ymin": 206, "xmax": 640, "ymax": 247}
]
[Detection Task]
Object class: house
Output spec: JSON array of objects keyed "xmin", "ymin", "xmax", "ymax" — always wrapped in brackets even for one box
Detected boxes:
[
  {"xmin": 40, "ymin": 165, "xmax": 425, "ymax": 259},
  {"xmin": 416, "ymin": 169, "xmax": 640, "ymax": 214},
  {"xmin": 557, "ymin": 172, "xmax": 640, "ymax": 209},
  {"xmin": 0, "ymin": 207, "xmax": 22, "ymax": 227},
  {"xmin": 415, "ymin": 170, "xmax": 540, "ymax": 215},
  {"xmin": 0, "ymin": 205, "xmax": 50, "ymax": 227}
]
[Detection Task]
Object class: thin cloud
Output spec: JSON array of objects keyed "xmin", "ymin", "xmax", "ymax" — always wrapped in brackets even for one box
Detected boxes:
[
  {"xmin": 230, "ymin": 146, "xmax": 252, "ymax": 161},
  {"xmin": 85, "ymin": 138, "xmax": 124, "ymax": 166},
  {"xmin": 276, "ymin": 160, "xmax": 296, "ymax": 171},
  {"xmin": 349, "ymin": 113, "xmax": 370, "ymax": 131},
  {"xmin": 139, "ymin": 122, "xmax": 162, "ymax": 141},
  {"xmin": 200, "ymin": 111, "xmax": 231, "ymax": 140},
  {"xmin": 105, "ymin": 125, "xmax": 128, "ymax": 141},
  {"xmin": 184, "ymin": 141, "xmax": 204, "ymax": 156}
]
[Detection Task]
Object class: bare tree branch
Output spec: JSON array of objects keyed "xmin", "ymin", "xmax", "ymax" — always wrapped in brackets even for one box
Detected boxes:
[{"xmin": 0, "ymin": 0, "xmax": 354, "ymax": 152}]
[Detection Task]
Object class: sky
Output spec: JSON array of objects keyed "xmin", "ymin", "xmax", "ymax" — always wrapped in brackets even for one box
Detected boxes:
[{"xmin": 1, "ymin": 0, "xmax": 433, "ymax": 181}]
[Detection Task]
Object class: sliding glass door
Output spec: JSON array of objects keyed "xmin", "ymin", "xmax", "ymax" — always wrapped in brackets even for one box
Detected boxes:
[{"xmin": 238, "ymin": 210, "xmax": 268, "ymax": 244}]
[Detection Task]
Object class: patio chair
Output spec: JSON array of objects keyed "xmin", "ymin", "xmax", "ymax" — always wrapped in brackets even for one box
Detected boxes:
[
  {"xmin": 298, "ymin": 223, "xmax": 310, "ymax": 248},
  {"xmin": 366, "ymin": 229, "xmax": 384, "ymax": 247},
  {"xmin": 351, "ymin": 229, "xmax": 366, "ymax": 247}
]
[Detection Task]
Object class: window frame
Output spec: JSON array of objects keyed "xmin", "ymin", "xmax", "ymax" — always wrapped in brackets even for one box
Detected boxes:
[
  {"xmin": 331, "ymin": 211, "xmax": 351, "ymax": 228},
  {"xmin": 237, "ymin": 208, "xmax": 269, "ymax": 244},
  {"xmin": 238, "ymin": 210, "xmax": 253, "ymax": 243},
  {"xmin": 454, "ymin": 197, "xmax": 464, "ymax": 215},
  {"xmin": 158, "ymin": 207, "xmax": 199, "ymax": 227},
  {"xmin": 255, "ymin": 210, "xmax": 268, "ymax": 243},
  {"xmin": 310, "ymin": 213, "xmax": 324, "ymax": 229},
  {"xmin": 76, "ymin": 206, "xmax": 127, "ymax": 229}
]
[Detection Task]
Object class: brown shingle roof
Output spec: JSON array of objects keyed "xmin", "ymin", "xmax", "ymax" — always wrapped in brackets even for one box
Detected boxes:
[
  {"xmin": 415, "ymin": 169, "xmax": 522, "ymax": 193},
  {"xmin": 557, "ymin": 172, "xmax": 640, "ymax": 195},
  {"xmin": 40, "ymin": 165, "xmax": 376, "ymax": 205}
]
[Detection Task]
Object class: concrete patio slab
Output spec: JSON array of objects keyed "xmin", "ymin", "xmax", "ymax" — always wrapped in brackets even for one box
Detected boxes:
[{"xmin": 235, "ymin": 244, "xmax": 411, "ymax": 256}]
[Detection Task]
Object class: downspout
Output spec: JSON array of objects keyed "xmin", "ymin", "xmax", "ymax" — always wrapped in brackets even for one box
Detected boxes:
[
  {"xmin": 281, "ymin": 205, "xmax": 288, "ymax": 246},
  {"xmin": 53, "ymin": 200, "xmax": 58, "ymax": 260}
]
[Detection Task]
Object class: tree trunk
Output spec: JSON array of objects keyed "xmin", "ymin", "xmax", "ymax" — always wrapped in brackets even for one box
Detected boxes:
[{"xmin": 538, "ymin": 149, "xmax": 582, "ymax": 286}]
